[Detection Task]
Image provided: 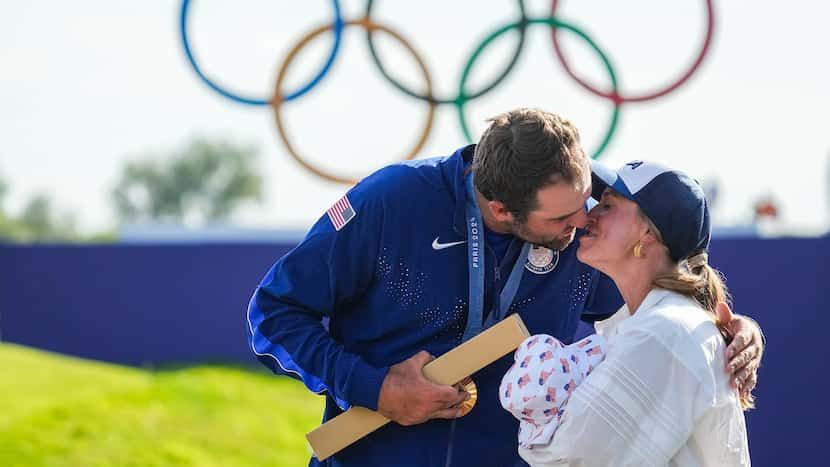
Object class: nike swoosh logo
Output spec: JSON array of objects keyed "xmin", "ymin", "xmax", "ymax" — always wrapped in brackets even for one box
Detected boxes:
[{"xmin": 432, "ymin": 237, "xmax": 466, "ymax": 250}]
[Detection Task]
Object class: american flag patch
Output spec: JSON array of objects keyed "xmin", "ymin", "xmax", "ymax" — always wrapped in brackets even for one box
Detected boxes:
[{"xmin": 327, "ymin": 195, "xmax": 356, "ymax": 231}]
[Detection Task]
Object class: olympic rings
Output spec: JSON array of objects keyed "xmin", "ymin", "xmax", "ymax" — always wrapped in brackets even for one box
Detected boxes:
[
  {"xmin": 180, "ymin": 2, "xmax": 716, "ymax": 182},
  {"xmin": 272, "ymin": 18, "xmax": 437, "ymax": 185},
  {"xmin": 179, "ymin": 0, "xmax": 345, "ymax": 106},
  {"xmin": 455, "ymin": 16, "xmax": 620, "ymax": 160},
  {"xmin": 549, "ymin": 0, "xmax": 715, "ymax": 104},
  {"xmin": 363, "ymin": 0, "xmax": 529, "ymax": 105}
]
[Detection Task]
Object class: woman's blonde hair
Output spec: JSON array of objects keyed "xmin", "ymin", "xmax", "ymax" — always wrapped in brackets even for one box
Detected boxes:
[{"xmin": 641, "ymin": 212, "xmax": 755, "ymax": 410}]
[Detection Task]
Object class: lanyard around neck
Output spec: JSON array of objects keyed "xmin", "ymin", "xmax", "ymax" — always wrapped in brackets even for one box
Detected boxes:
[{"xmin": 461, "ymin": 173, "xmax": 529, "ymax": 342}]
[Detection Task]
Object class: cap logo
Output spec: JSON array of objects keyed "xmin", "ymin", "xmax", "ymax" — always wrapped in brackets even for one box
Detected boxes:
[{"xmin": 618, "ymin": 161, "xmax": 671, "ymax": 195}]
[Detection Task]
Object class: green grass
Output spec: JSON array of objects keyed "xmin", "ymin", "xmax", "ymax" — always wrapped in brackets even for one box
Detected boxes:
[{"xmin": 0, "ymin": 343, "xmax": 325, "ymax": 466}]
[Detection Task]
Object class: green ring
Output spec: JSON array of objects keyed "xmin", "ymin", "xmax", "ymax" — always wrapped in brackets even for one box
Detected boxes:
[{"xmin": 455, "ymin": 17, "xmax": 620, "ymax": 160}]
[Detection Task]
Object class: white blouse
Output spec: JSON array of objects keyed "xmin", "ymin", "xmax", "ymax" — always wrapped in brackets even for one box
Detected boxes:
[{"xmin": 518, "ymin": 289, "xmax": 750, "ymax": 467}]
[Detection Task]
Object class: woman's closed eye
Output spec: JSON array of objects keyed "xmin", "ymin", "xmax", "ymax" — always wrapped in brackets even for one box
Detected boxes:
[{"xmin": 594, "ymin": 202, "xmax": 612, "ymax": 213}]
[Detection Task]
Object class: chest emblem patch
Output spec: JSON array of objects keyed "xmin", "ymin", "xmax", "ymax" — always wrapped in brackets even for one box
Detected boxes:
[{"xmin": 525, "ymin": 245, "xmax": 559, "ymax": 275}]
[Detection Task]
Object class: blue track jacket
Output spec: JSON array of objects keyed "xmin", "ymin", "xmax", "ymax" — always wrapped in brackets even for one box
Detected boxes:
[{"xmin": 247, "ymin": 145, "xmax": 622, "ymax": 466}]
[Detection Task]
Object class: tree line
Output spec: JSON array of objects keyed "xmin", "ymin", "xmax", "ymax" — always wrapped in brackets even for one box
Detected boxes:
[{"xmin": 0, "ymin": 137, "xmax": 263, "ymax": 243}]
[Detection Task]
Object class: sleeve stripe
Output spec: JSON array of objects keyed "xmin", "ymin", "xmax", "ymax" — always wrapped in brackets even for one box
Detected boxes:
[{"xmin": 246, "ymin": 292, "xmax": 351, "ymax": 410}]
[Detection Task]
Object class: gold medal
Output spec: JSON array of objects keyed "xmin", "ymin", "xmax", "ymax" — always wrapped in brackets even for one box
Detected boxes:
[{"xmin": 457, "ymin": 377, "xmax": 478, "ymax": 416}]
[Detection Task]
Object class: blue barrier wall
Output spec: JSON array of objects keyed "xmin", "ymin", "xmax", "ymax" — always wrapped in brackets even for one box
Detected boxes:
[
  {"xmin": 0, "ymin": 243, "xmax": 292, "ymax": 365},
  {"xmin": 1, "ymin": 238, "xmax": 828, "ymax": 466}
]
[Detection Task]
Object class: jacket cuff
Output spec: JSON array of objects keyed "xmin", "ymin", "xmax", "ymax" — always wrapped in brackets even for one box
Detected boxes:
[{"xmin": 345, "ymin": 360, "xmax": 389, "ymax": 411}]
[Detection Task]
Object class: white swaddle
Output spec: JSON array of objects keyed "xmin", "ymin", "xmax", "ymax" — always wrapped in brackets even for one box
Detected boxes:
[{"xmin": 499, "ymin": 333, "xmax": 607, "ymax": 449}]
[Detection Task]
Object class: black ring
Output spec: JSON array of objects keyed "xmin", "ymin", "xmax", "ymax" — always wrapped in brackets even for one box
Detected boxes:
[{"xmin": 364, "ymin": 0, "xmax": 529, "ymax": 105}]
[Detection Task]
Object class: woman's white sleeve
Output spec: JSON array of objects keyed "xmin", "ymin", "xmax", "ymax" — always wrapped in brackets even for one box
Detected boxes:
[{"xmin": 518, "ymin": 329, "xmax": 705, "ymax": 467}]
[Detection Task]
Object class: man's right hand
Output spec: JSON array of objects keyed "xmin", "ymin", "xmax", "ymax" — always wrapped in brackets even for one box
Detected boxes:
[{"xmin": 376, "ymin": 350, "xmax": 470, "ymax": 426}]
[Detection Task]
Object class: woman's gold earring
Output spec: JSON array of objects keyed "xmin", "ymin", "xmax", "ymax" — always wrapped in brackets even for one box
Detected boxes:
[{"xmin": 634, "ymin": 243, "xmax": 644, "ymax": 258}]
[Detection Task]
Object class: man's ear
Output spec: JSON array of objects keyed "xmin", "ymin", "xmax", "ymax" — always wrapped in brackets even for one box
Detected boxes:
[{"xmin": 487, "ymin": 200, "xmax": 514, "ymax": 224}]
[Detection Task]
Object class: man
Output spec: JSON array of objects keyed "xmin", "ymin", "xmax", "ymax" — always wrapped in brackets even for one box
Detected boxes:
[{"xmin": 247, "ymin": 109, "xmax": 763, "ymax": 466}]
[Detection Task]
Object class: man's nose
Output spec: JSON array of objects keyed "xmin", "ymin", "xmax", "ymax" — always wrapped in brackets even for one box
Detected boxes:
[{"xmin": 570, "ymin": 208, "xmax": 589, "ymax": 228}]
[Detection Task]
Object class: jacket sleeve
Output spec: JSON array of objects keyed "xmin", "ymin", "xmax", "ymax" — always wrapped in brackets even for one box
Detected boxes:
[{"xmin": 246, "ymin": 179, "xmax": 389, "ymax": 411}]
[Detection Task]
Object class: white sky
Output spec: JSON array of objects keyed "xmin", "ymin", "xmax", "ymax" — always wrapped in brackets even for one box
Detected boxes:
[{"xmin": 1, "ymin": 0, "xmax": 828, "ymax": 235}]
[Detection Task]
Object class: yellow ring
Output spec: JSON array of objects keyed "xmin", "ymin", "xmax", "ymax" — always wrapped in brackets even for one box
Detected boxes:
[{"xmin": 272, "ymin": 18, "xmax": 437, "ymax": 185}]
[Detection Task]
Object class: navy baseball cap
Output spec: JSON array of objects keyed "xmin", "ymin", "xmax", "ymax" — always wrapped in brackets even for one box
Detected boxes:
[{"xmin": 590, "ymin": 160, "xmax": 711, "ymax": 262}]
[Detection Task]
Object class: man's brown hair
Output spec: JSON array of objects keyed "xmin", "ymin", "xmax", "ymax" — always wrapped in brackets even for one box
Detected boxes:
[{"xmin": 472, "ymin": 108, "xmax": 588, "ymax": 223}]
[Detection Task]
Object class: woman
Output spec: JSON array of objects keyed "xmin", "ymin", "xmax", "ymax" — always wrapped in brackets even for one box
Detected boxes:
[{"xmin": 502, "ymin": 160, "xmax": 751, "ymax": 466}]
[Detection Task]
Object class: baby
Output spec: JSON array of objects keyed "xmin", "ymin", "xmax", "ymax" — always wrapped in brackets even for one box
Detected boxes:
[{"xmin": 499, "ymin": 333, "xmax": 607, "ymax": 449}]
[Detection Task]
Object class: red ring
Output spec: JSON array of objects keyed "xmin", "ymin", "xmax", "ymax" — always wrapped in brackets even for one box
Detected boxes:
[{"xmin": 550, "ymin": 0, "xmax": 714, "ymax": 104}]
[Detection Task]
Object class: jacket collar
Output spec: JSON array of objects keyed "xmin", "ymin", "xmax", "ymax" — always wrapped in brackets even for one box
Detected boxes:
[
  {"xmin": 595, "ymin": 288, "xmax": 674, "ymax": 337},
  {"xmin": 440, "ymin": 144, "xmax": 476, "ymax": 237}
]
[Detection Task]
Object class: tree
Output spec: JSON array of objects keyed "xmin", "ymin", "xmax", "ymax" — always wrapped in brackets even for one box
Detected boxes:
[
  {"xmin": 0, "ymin": 177, "xmax": 7, "ymax": 207},
  {"xmin": 0, "ymin": 177, "xmax": 15, "ymax": 240},
  {"xmin": 0, "ymin": 176, "xmax": 79, "ymax": 242},
  {"xmin": 112, "ymin": 138, "xmax": 263, "ymax": 225}
]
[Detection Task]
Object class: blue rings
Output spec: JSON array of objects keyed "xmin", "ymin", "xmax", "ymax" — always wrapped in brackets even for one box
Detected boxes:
[{"xmin": 179, "ymin": 0, "xmax": 344, "ymax": 105}]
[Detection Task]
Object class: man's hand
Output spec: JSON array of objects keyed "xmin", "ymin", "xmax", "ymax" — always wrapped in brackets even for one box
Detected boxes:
[
  {"xmin": 716, "ymin": 303, "xmax": 764, "ymax": 398},
  {"xmin": 377, "ymin": 351, "xmax": 470, "ymax": 426}
]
